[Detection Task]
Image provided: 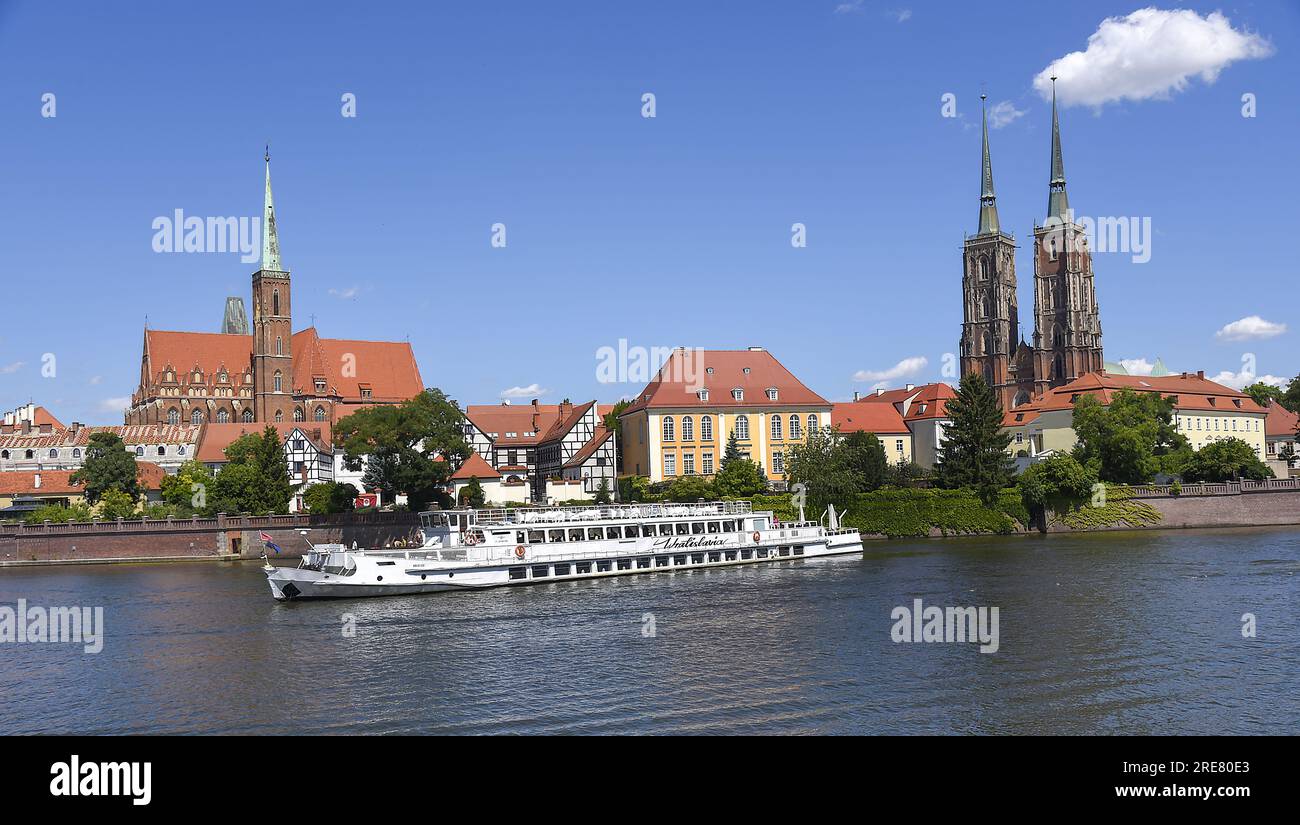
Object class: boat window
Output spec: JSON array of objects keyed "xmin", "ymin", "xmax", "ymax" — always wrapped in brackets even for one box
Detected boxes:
[
  {"xmin": 568, "ymin": 528, "xmax": 584, "ymax": 542},
  {"xmin": 625, "ymin": 524, "xmax": 640, "ymax": 538},
  {"xmin": 636, "ymin": 557, "xmax": 651, "ymax": 569},
  {"xmin": 616, "ymin": 558, "xmax": 632, "ymax": 570},
  {"xmin": 722, "ymin": 521, "xmax": 735, "ymax": 532},
  {"xmin": 675, "ymin": 523, "xmax": 690, "ymax": 535},
  {"xmin": 756, "ymin": 549, "xmax": 769, "ymax": 558},
  {"xmin": 741, "ymin": 549, "xmax": 753, "ymax": 560},
  {"xmin": 655, "ymin": 555, "xmax": 670, "ymax": 567},
  {"xmin": 575, "ymin": 562, "xmax": 592, "ymax": 574},
  {"xmin": 779, "ymin": 547, "xmax": 790, "ymax": 557},
  {"xmin": 691, "ymin": 522, "xmax": 705, "ymax": 534},
  {"xmin": 596, "ymin": 560, "xmax": 612, "ymax": 572},
  {"xmin": 528, "ymin": 530, "xmax": 545, "ymax": 543},
  {"xmin": 673, "ymin": 555, "xmax": 687, "ymax": 565},
  {"xmin": 658, "ymin": 524, "xmax": 673, "ymax": 536},
  {"xmin": 376, "ymin": 561, "xmax": 396, "ymax": 566},
  {"xmin": 724, "ymin": 551, "xmax": 737, "ymax": 561},
  {"xmin": 509, "ymin": 567, "xmax": 527, "ymax": 580},
  {"xmin": 548, "ymin": 529, "xmax": 566, "ymax": 542},
  {"xmin": 554, "ymin": 563, "xmax": 571, "ymax": 576},
  {"xmin": 708, "ymin": 552, "xmax": 721, "ymax": 562},
  {"xmin": 794, "ymin": 546, "xmax": 805, "ymax": 555},
  {"xmin": 605, "ymin": 526, "xmax": 622, "ymax": 539},
  {"xmin": 707, "ymin": 522, "xmax": 721, "ymax": 533},
  {"xmin": 531, "ymin": 565, "xmax": 549, "ymax": 577},
  {"xmin": 587, "ymin": 527, "xmax": 603, "ymax": 541},
  {"xmin": 690, "ymin": 553, "xmax": 704, "ymax": 564},
  {"xmin": 516, "ymin": 531, "xmax": 526, "ymax": 544}
]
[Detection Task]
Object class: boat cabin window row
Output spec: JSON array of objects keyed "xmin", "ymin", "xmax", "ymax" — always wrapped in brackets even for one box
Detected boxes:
[
  {"xmin": 506, "ymin": 545, "xmax": 806, "ymax": 581},
  {"xmin": 516, "ymin": 520, "xmax": 740, "ymax": 544}
]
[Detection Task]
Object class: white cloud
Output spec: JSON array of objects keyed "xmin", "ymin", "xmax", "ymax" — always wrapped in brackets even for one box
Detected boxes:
[
  {"xmin": 987, "ymin": 100, "xmax": 1025, "ymax": 129},
  {"xmin": 99, "ymin": 396, "xmax": 131, "ymax": 412},
  {"xmin": 1210, "ymin": 369, "xmax": 1289, "ymax": 391},
  {"xmin": 1119, "ymin": 358, "xmax": 1155, "ymax": 376},
  {"xmin": 1215, "ymin": 315, "xmax": 1286, "ymax": 342},
  {"xmin": 1034, "ymin": 8, "xmax": 1273, "ymax": 108},
  {"xmin": 853, "ymin": 356, "xmax": 928, "ymax": 387},
  {"xmin": 500, "ymin": 383, "xmax": 547, "ymax": 399},
  {"xmin": 888, "ymin": 9, "xmax": 911, "ymax": 23},
  {"xmin": 328, "ymin": 286, "xmax": 360, "ymax": 300},
  {"xmin": 89, "ymin": 375, "xmax": 103, "ymax": 385},
  {"xmin": 0, "ymin": 361, "xmax": 23, "ymax": 375},
  {"xmin": 834, "ymin": 0, "xmax": 863, "ymax": 14}
]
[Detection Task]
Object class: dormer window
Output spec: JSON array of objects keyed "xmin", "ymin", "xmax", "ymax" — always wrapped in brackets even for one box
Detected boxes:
[
  {"xmin": 766, "ymin": 388, "xmax": 778, "ymax": 401},
  {"xmin": 697, "ymin": 389, "xmax": 709, "ymax": 402},
  {"xmin": 1208, "ymin": 397, "xmax": 1216, "ymax": 407},
  {"xmin": 360, "ymin": 386, "xmax": 373, "ymax": 400},
  {"xmin": 742, "ymin": 367, "xmax": 751, "ymax": 375},
  {"xmin": 314, "ymin": 378, "xmax": 326, "ymax": 393},
  {"xmin": 732, "ymin": 389, "xmax": 744, "ymax": 401},
  {"xmin": 705, "ymin": 367, "xmax": 714, "ymax": 374}
]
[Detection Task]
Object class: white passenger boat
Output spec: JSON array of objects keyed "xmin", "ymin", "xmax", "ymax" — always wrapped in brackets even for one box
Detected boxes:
[{"xmin": 264, "ymin": 500, "xmax": 862, "ymax": 601}]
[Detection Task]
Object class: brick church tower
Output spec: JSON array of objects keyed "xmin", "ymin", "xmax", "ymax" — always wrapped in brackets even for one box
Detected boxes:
[
  {"xmin": 1030, "ymin": 79, "xmax": 1103, "ymax": 397},
  {"xmin": 252, "ymin": 149, "xmax": 294, "ymax": 423},
  {"xmin": 959, "ymin": 96, "xmax": 1028, "ymax": 410}
]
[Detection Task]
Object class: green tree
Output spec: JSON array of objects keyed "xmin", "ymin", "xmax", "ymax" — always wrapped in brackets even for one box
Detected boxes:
[
  {"xmin": 1183, "ymin": 438, "xmax": 1272, "ymax": 482},
  {"xmin": 1017, "ymin": 453, "xmax": 1098, "ymax": 519},
  {"xmin": 783, "ymin": 426, "xmax": 861, "ymax": 514},
  {"xmin": 207, "ymin": 461, "xmax": 262, "ymax": 515},
  {"xmin": 1071, "ymin": 389, "xmax": 1188, "ymax": 484},
  {"xmin": 207, "ymin": 427, "xmax": 292, "ymax": 514},
  {"xmin": 594, "ymin": 477, "xmax": 612, "ymax": 504},
  {"xmin": 935, "ymin": 373, "xmax": 1013, "ymax": 504},
  {"xmin": 24, "ymin": 502, "xmax": 93, "ymax": 525},
  {"xmin": 335, "ymin": 388, "xmax": 469, "ymax": 512},
  {"xmin": 70, "ymin": 432, "xmax": 139, "ymax": 504},
  {"xmin": 664, "ymin": 474, "xmax": 714, "ymax": 502},
  {"xmin": 721, "ymin": 430, "xmax": 744, "ymax": 466},
  {"xmin": 843, "ymin": 431, "xmax": 888, "ymax": 492},
  {"xmin": 160, "ymin": 460, "xmax": 212, "ymax": 514},
  {"xmin": 459, "ymin": 477, "xmax": 486, "ymax": 508},
  {"xmin": 1281, "ymin": 374, "xmax": 1300, "ymax": 413},
  {"xmin": 302, "ymin": 482, "xmax": 359, "ymax": 515},
  {"xmin": 1242, "ymin": 382, "xmax": 1283, "ymax": 408},
  {"xmin": 603, "ymin": 400, "xmax": 631, "ymax": 473},
  {"xmin": 714, "ymin": 457, "xmax": 767, "ymax": 497},
  {"xmin": 96, "ymin": 488, "xmax": 139, "ymax": 520}
]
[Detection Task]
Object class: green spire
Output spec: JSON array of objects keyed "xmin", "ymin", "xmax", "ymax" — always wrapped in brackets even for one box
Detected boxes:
[
  {"xmin": 1047, "ymin": 77, "xmax": 1070, "ymax": 220},
  {"xmin": 261, "ymin": 146, "xmax": 284, "ymax": 272},
  {"xmin": 978, "ymin": 94, "xmax": 1000, "ymax": 235}
]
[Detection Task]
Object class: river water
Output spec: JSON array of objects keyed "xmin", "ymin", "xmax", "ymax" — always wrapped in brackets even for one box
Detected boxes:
[{"xmin": 1, "ymin": 527, "xmax": 1297, "ymax": 735}]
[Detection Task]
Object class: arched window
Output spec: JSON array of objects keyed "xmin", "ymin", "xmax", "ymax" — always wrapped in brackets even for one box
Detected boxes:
[
  {"xmin": 681, "ymin": 416, "xmax": 693, "ymax": 441},
  {"xmin": 274, "ymin": 410, "xmax": 283, "ymax": 422},
  {"xmin": 191, "ymin": 410, "xmax": 203, "ymax": 425},
  {"xmin": 700, "ymin": 415, "xmax": 713, "ymax": 442},
  {"xmin": 276, "ymin": 336, "xmax": 283, "ymax": 356},
  {"xmin": 241, "ymin": 410, "xmax": 254, "ymax": 423},
  {"xmin": 981, "ymin": 293, "xmax": 991, "ymax": 319},
  {"xmin": 293, "ymin": 407, "xmax": 305, "ymax": 422},
  {"xmin": 274, "ymin": 371, "xmax": 282, "ymax": 392},
  {"xmin": 157, "ymin": 446, "xmax": 166, "ymax": 456},
  {"xmin": 167, "ymin": 408, "xmax": 180, "ymax": 425},
  {"xmin": 979, "ymin": 256, "xmax": 989, "ymax": 279},
  {"xmin": 789, "ymin": 415, "xmax": 802, "ymax": 439},
  {"xmin": 1, "ymin": 450, "xmax": 9, "ymax": 459},
  {"xmin": 662, "ymin": 416, "xmax": 675, "ymax": 442},
  {"xmin": 49, "ymin": 449, "xmax": 59, "ymax": 459},
  {"xmin": 735, "ymin": 415, "xmax": 750, "ymax": 440},
  {"xmin": 1052, "ymin": 326, "xmax": 1064, "ymax": 348},
  {"xmin": 314, "ymin": 406, "xmax": 326, "ymax": 422},
  {"xmin": 135, "ymin": 446, "xmax": 144, "ymax": 457},
  {"xmin": 983, "ymin": 330, "xmax": 993, "ymax": 356},
  {"xmin": 808, "ymin": 415, "xmax": 818, "ymax": 435},
  {"xmin": 25, "ymin": 450, "xmax": 33, "ymax": 459},
  {"xmin": 272, "ymin": 289, "xmax": 280, "ymax": 315},
  {"xmin": 771, "ymin": 415, "xmax": 782, "ymax": 440},
  {"xmin": 216, "ymin": 409, "xmax": 229, "ymax": 423},
  {"xmin": 72, "ymin": 448, "xmax": 80, "ymax": 458}
]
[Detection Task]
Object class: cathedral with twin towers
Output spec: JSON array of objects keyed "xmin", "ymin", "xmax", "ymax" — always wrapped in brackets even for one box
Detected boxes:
[{"xmin": 959, "ymin": 80, "xmax": 1104, "ymax": 410}]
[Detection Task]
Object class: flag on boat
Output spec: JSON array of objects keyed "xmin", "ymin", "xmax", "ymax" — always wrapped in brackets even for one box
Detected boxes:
[{"xmin": 260, "ymin": 531, "xmax": 281, "ymax": 554}]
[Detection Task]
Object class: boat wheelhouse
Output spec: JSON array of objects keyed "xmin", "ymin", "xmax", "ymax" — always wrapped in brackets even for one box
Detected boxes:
[{"xmin": 264, "ymin": 501, "xmax": 862, "ymax": 600}]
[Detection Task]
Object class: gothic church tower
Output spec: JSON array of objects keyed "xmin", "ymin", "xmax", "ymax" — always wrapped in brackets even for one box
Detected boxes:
[{"xmin": 252, "ymin": 149, "xmax": 294, "ymax": 423}]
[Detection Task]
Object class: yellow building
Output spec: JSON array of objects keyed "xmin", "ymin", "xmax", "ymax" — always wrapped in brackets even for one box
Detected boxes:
[
  {"xmin": 619, "ymin": 347, "xmax": 831, "ymax": 483},
  {"xmin": 1003, "ymin": 371, "xmax": 1267, "ymax": 459}
]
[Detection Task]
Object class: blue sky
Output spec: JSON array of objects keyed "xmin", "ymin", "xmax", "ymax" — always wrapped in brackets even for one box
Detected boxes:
[{"xmin": 1, "ymin": 1, "xmax": 1297, "ymax": 424}]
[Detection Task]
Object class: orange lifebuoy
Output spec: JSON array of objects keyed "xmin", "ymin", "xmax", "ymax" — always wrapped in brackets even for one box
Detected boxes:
[
  {"xmin": 752, "ymin": 531, "xmax": 761, "ymax": 543},
  {"xmin": 515, "ymin": 545, "xmax": 526, "ymax": 559},
  {"xmin": 464, "ymin": 533, "xmax": 478, "ymax": 546}
]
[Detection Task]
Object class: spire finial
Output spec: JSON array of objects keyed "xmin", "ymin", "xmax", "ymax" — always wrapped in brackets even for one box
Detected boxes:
[
  {"xmin": 977, "ymin": 91, "xmax": 999, "ymax": 235},
  {"xmin": 1047, "ymin": 76, "xmax": 1070, "ymax": 220},
  {"xmin": 261, "ymin": 148, "xmax": 284, "ymax": 272}
]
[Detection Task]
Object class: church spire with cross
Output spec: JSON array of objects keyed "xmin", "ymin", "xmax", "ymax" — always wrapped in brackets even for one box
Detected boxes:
[
  {"xmin": 262, "ymin": 145, "xmax": 284, "ymax": 272},
  {"xmin": 1047, "ymin": 77, "xmax": 1070, "ymax": 220},
  {"xmin": 977, "ymin": 93, "xmax": 1000, "ymax": 235},
  {"xmin": 252, "ymin": 146, "xmax": 294, "ymax": 423}
]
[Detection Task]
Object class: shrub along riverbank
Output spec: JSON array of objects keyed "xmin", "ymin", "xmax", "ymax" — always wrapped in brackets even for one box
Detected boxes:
[{"xmin": 748, "ymin": 489, "xmax": 1028, "ymax": 539}]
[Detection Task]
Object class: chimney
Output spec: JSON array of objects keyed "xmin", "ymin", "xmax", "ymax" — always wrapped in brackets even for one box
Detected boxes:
[
  {"xmin": 1197, "ymin": 370, "xmax": 1204, "ymax": 379},
  {"xmin": 39, "ymin": 423, "xmax": 52, "ymax": 434},
  {"xmin": 311, "ymin": 428, "xmax": 322, "ymax": 441},
  {"xmin": 905, "ymin": 384, "xmax": 914, "ymax": 392},
  {"xmin": 21, "ymin": 420, "xmax": 31, "ymax": 435},
  {"xmin": 853, "ymin": 391, "xmax": 860, "ymax": 402},
  {"xmin": 747, "ymin": 346, "xmax": 764, "ymax": 352},
  {"xmin": 560, "ymin": 400, "xmax": 573, "ymax": 419},
  {"xmin": 875, "ymin": 388, "xmax": 885, "ymax": 397}
]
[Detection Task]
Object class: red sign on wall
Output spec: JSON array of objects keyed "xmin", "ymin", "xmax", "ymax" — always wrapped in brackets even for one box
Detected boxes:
[{"xmin": 354, "ymin": 493, "xmax": 379, "ymax": 509}]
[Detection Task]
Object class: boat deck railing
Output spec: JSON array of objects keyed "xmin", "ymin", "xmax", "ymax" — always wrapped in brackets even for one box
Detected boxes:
[{"xmin": 449, "ymin": 501, "xmax": 755, "ymax": 527}]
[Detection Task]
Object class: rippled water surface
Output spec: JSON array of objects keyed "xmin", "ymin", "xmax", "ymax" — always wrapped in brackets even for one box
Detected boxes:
[{"xmin": 2, "ymin": 527, "xmax": 1298, "ymax": 734}]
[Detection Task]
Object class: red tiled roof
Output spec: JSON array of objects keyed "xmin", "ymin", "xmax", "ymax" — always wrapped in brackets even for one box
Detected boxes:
[
  {"xmin": 564, "ymin": 427, "xmax": 612, "ymax": 469},
  {"xmin": 31, "ymin": 406, "xmax": 64, "ymax": 429},
  {"xmin": 1264, "ymin": 401, "xmax": 1299, "ymax": 437},
  {"xmin": 1001, "ymin": 371, "xmax": 1263, "ymax": 424},
  {"xmin": 831, "ymin": 402, "xmax": 909, "ymax": 434},
  {"xmin": 622, "ymin": 349, "xmax": 829, "ymax": 413},
  {"xmin": 451, "ymin": 451, "xmax": 501, "ymax": 481},
  {"xmin": 466, "ymin": 403, "xmax": 563, "ymax": 446},
  {"xmin": 0, "ymin": 424, "xmax": 201, "ymax": 451},
  {"xmin": 196, "ymin": 422, "xmax": 331, "ymax": 463},
  {"xmin": 0, "ymin": 462, "xmax": 167, "ymax": 497}
]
